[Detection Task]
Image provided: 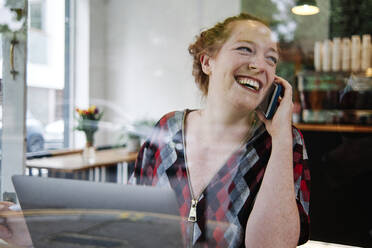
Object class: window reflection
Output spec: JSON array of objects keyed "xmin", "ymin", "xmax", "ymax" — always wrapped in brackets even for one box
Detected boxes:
[
  {"xmin": 27, "ymin": 0, "xmax": 66, "ymax": 153},
  {"xmin": 0, "ymin": 0, "xmax": 371, "ymax": 247}
]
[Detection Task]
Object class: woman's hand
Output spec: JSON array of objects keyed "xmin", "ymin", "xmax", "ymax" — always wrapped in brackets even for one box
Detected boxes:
[
  {"xmin": 247, "ymin": 76, "xmax": 299, "ymax": 248},
  {"xmin": 257, "ymin": 75, "xmax": 293, "ymax": 140},
  {"xmin": 0, "ymin": 201, "xmax": 33, "ymax": 247}
]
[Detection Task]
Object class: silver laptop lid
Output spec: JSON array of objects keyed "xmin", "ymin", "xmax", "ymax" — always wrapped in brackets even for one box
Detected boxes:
[{"xmin": 12, "ymin": 175, "xmax": 182, "ymax": 248}]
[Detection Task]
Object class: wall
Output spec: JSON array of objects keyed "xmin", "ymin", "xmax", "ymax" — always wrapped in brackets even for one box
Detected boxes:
[
  {"xmin": 89, "ymin": 0, "xmax": 108, "ymax": 145},
  {"xmin": 73, "ymin": 0, "xmax": 90, "ymax": 147},
  {"xmin": 88, "ymin": 0, "xmax": 241, "ymax": 144},
  {"xmin": 293, "ymin": 0, "xmax": 330, "ymax": 55}
]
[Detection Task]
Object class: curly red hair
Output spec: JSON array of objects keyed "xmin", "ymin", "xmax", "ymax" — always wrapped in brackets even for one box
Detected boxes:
[{"xmin": 188, "ymin": 13, "xmax": 269, "ymax": 96}]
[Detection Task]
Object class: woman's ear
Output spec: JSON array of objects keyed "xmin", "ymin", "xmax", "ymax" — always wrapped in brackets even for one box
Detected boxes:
[{"xmin": 200, "ymin": 54, "xmax": 212, "ymax": 75}]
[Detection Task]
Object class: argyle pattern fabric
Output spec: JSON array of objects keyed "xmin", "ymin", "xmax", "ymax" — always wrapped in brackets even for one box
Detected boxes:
[{"xmin": 132, "ymin": 110, "xmax": 310, "ymax": 247}]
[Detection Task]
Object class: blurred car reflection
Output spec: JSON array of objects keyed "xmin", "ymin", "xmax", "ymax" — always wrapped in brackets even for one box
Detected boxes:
[
  {"xmin": 0, "ymin": 106, "xmax": 45, "ymax": 153},
  {"xmin": 44, "ymin": 119, "xmax": 64, "ymax": 150}
]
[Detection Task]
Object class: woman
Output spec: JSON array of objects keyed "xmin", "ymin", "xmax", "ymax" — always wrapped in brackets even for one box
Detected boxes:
[
  {"xmin": 0, "ymin": 13, "xmax": 309, "ymax": 248},
  {"xmin": 132, "ymin": 13, "xmax": 310, "ymax": 247}
]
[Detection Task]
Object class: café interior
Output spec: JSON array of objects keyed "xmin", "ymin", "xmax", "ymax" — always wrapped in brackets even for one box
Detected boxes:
[{"xmin": 0, "ymin": 0, "xmax": 371, "ymax": 247}]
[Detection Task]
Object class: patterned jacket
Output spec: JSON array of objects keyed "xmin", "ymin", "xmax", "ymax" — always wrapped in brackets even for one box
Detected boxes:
[{"xmin": 132, "ymin": 110, "xmax": 310, "ymax": 247}]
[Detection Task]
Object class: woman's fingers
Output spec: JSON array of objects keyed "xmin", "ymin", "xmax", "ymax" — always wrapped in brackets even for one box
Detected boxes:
[
  {"xmin": 0, "ymin": 202, "xmax": 15, "ymax": 208},
  {"xmin": 0, "ymin": 203, "xmax": 33, "ymax": 247},
  {"xmin": 0, "ymin": 202, "xmax": 21, "ymax": 240},
  {"xmin": 274, "ymin": 76, "xmax": 293, "ymax": 111},
  {"xmin": 0, "ymin": 223, "xmax": 12, "ymax": 239},
  {"xmin": 274, "ymin": 76, "xmax": 291, "ymax": 97}
]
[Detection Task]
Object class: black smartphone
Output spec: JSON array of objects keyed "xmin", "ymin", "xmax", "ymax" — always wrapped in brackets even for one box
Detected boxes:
[{"xmin": 257, "ymin": 83, "xmax": 283, "ymax": 119}]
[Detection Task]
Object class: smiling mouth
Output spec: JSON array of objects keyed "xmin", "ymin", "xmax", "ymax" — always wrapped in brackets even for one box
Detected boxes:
[{"xmin": 235, "ymin": 76, "xmax": 260, "ymax": 91}]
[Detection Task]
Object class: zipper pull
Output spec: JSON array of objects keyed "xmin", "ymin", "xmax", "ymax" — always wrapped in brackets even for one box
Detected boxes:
[{"xmin": 188, "ymin": 199, "xmax": 198, "ymax": 222}]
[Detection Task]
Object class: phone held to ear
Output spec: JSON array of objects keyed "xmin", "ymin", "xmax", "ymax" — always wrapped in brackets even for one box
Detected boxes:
[{"xmin": 257, "ymin": 83, "xmax": 283, "ymax": 119}]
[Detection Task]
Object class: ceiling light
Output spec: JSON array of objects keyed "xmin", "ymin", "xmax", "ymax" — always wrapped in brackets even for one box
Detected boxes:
[{"xmin": 291, "ymin": 0, "xmax": 319, "ymax": 15}]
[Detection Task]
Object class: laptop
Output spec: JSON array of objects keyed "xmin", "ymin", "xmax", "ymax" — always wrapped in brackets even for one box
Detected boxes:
[{"xmin": 12, "ymin": 175, "xmax": 183, "ymax": 248}]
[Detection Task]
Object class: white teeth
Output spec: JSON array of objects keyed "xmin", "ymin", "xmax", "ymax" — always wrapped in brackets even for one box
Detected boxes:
[{"xmin": 236, "ymin": 78, "xmax": 260, "ymax": 91}]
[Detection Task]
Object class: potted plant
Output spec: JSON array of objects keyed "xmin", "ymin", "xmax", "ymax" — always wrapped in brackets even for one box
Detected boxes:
[{"xmin": 75, "ymin": 105, "xmax": 103, "ymax": 162}]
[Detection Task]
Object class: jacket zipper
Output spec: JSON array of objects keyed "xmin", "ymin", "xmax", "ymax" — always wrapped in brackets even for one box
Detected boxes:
[{"xmin": 182, "ymin": 110, "xmax": 200, "ymax": 246}]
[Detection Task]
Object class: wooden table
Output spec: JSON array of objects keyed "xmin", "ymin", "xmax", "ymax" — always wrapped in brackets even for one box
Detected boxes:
[{"xmin": 26, "ymin": 148, "xmax": 138, "ymax": 184}]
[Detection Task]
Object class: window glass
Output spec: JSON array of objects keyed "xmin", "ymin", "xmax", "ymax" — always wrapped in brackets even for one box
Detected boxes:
[
  {"xmin": 30, "ymin": 2, "xmax": 43, "ymax": 30},
  {"xmin": 1, "ymin": 0, "xmax": 371, "ymax": 247},
  {"xmin": 26, "ymin": 0, "xmax": 66, "ymax": 153}
]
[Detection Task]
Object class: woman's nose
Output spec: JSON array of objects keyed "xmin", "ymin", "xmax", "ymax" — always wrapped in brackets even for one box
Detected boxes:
[
  {"xmin": 247, "ymin": 55, "xmax": 266, "ymax": 73},
  {"xmin": 248, "ymin": 62, "xmax": 264, "ymax": 73}
]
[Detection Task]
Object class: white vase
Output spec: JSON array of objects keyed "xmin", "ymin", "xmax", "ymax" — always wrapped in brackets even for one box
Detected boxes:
[{"xmin": 82, "ymin": 145, "xmax": 96, "ymax": 164}]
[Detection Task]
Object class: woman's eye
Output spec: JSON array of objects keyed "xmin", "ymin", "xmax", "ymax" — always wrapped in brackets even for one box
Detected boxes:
[
  {"xmin": 237, "ymin": 47, "xmax": 253, "ymax": 53},
  {"xmin": 267, "ymin": 56, "xmax": 278, "ymax": 64}
]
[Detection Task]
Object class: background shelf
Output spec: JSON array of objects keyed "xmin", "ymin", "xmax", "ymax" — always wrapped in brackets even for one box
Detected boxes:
[{"xmin": 294, "ymin": 123, "xmax": 372, "ymax": 133}]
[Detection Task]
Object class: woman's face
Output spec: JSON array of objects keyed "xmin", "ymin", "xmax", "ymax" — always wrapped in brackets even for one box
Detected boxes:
[{"xmin": 205, "ymin": 20, "xmax": 279, "ymax": 112}]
